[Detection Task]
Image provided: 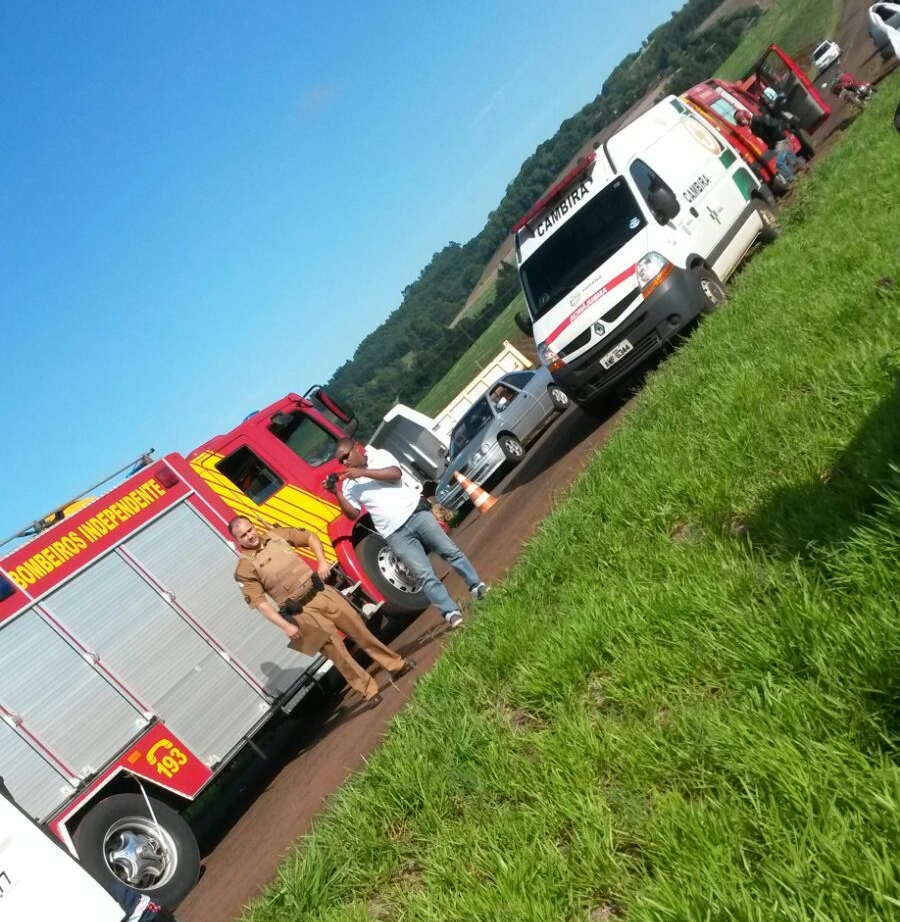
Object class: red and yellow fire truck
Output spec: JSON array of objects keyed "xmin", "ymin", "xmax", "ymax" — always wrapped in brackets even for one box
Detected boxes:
[{"xmin": 0, "ymin": 389, "xmax": 426, "ymax": 908}]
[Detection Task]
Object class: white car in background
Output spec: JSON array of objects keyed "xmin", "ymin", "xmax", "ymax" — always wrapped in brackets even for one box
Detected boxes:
[
  {"xmin": 434, "ymin": 367, "xmax": 570, "ymax": 511},
  {"xmin": 811, "ymin": 39, "xmax": 841, "ymax": 73},
  {"xmin": 869, "ymin": 3, "xmax": 900, "ymax": 59}
]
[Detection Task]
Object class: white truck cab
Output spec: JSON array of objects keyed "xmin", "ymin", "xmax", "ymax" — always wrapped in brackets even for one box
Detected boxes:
[
  {"xmin": 368, "ymin": 404, "xmax": 448, "ymax": 488},
  {"xmin": 513, "ymin": 95, "xmax": 772, "ymax": 406}
]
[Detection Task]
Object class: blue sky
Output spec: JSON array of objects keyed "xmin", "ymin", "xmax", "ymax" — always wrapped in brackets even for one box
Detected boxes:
[{"xmin": 1, "ymin": 0, "xmax": 678, "ymax": 541}]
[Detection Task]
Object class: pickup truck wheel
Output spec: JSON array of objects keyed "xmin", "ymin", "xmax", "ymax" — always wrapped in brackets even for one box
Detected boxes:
[
  {"xmin": 548, "ymin": 385, "xmax": 570, "ymax": 412},
  {"xmin": 73, "ymin": 793, "xmax": 200, "ymax": 909},
  {"xmin": 499, "ymin": 434, "xmax": 525, "ymax": 463},
  {"xmin": 695, "ymin": 267, "xmax": 728, "ymax": 314},
  {"xmin": 356, "ymin": 533, "xmax": 427, "ymax": 617}
]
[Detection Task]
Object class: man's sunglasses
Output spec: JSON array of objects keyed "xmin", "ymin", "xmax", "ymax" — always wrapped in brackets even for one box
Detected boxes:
[{"xmin": 335, "ymin": 447, "xmax": 354, "ymax": 464}]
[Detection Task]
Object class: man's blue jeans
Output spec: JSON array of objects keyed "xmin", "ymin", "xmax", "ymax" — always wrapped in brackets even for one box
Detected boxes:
[
  {"xmin": 774, "ymin": 143, "xmax": 802, "ymax": 183},
  {"xmin": 385, "ymin": 509, "xmax": 481, "ymax": 617}
]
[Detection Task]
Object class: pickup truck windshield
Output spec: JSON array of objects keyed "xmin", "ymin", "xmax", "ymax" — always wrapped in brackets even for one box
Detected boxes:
[{"xmin": 519, "ymin": 177, "xmax": 645, "ymax": 321}]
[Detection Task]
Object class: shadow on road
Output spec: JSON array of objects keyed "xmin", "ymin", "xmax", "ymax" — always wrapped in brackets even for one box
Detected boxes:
[{"xmin": 497, "ymin": 351, "xmax": 673, "ymax": 497}]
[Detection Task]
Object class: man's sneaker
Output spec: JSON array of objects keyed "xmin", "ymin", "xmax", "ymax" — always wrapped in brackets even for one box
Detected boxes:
[
  {"xmin": 471, "ymin": 582, "xmax": 488, "ymax": 600},
  {"xmin": 446, "ymin": 611, "xmax": 464, "ymax": 629}
]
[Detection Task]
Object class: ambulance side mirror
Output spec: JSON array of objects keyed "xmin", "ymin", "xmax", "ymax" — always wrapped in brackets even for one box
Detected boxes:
[
  {"xmin": 514, "ymin": 310, "xmax": 534, "ymax": 336},
  {"xmin": 648, "ymin": 185, "xmax": 679, "ymax": 224}
]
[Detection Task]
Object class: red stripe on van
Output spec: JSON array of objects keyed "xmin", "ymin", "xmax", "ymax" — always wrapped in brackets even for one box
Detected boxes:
[{"xmin": 547, "ymin": 263, "xmax": 636, "ymax": 345}]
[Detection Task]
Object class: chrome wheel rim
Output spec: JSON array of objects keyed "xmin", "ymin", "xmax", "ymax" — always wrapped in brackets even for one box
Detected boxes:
[
  {"xmin": 550, "ymin": 388, "xmax": 569, "ymax": 408},
  {"xmin": 103, "ymin": 816, "xmax": 177, "ymax": 891},
  {"xmin": 502, "ymin": 437, "xmax": 524, "ymax": 458},
  {"xmin": 376, "ymin": 544, "xmax": 421, "ymax": 594},
  {"xmin": 699, "ymin": 276, "xmax": 722, "ymax": 304}
]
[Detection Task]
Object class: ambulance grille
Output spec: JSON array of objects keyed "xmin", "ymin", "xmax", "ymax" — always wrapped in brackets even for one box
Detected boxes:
[
  {"xmin": 602, "ymin": 290, "xmax": 640, "ymax": 324},
  {"xmin": 559, "ymin": 329, "xmax": 590, "ymax": 358}
]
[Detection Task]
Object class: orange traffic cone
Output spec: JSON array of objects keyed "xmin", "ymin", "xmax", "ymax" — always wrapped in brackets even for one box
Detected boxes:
[{"xmin": 453, "ymin": 471, "xmax": 497, "ymax": 513}]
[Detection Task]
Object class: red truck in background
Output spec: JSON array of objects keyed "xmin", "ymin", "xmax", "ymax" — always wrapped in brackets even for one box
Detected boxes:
[
  {"xmin": 682, "ymin": 44, "xmax": 831, "ymax": 197},
  {"xmin": 0, "ymin": 389, "xmax": 426, "ymax": 909}
]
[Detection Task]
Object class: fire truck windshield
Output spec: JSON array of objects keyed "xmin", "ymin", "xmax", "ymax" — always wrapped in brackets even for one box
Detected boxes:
[
  {"xmin": 519, "ymin": 178, "xmax": 646, "ymax": 321},
  {"xmin": 269, "ymin": 412, "xmax": 339, "ymax": 467}
]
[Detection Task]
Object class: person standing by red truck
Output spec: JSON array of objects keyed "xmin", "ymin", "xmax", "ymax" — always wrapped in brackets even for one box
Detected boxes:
[
  {"xmin": 229, "ymin": 516, "xmax": 414, "ymax": 706},
  {"xmin": 329, "ymin": 439, "xmax": 486, "ymax": 629}
]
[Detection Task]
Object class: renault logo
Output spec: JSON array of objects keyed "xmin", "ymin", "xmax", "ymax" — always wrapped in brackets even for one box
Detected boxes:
[{"xmin": 593, "ymin": 321, "xmax": 606, "ymax": 338}]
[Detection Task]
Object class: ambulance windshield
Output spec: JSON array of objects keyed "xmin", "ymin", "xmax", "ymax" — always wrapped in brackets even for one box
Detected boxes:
[{"xmin": 519, "ymin": 178, "xmax": 645, "ymax": 321}]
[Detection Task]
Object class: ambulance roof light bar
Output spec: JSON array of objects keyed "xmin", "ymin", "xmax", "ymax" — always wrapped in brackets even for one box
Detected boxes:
[{"xmin": 511, "ymin": 152, "xmax": 597, "ymax": 234}]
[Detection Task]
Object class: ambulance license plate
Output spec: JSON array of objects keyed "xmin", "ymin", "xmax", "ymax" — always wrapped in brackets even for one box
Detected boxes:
[{"xmin": 599, "ymin": 339, "xmax": 633, "ymax": 369}]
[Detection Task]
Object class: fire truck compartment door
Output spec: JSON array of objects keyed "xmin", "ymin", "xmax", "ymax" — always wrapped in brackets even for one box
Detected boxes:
[
  {"xmin": 756, "ymin": 46, "xmax": 829, "ymax": 130},
  {"xmin": 121, "ymin": 503, "xmax": 320, "ymax": 697},
  {"xmin": 43, "ymin": 523, "xmax": 270, "ymax": 769},
  {"xmin": 0, "ymin": 611, "xmax": 146, "ymax": 822}
]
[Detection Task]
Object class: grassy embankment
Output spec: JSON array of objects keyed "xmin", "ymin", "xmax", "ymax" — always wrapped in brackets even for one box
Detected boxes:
[
  {"xmin": 416, "ymin": 293, "xmax": 527, "ymax": 417},
  {"xmin": 717, "ymin": 0, "xmax": 840, "ymax": 80},
  {"xmin": 244, "ymin": 81, "xmax": 900, "ymax": 921}
]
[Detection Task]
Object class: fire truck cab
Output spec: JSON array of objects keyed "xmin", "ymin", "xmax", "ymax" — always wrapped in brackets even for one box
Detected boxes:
[{"xmin": 188, "ymin": 391, "xmax": 427, "ymax": 618}]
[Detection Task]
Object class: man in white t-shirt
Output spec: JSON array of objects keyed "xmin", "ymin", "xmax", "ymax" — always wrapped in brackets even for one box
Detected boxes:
[{"xmin": 329, "ymin": 438, "xmax": 486, "ymax": 628}]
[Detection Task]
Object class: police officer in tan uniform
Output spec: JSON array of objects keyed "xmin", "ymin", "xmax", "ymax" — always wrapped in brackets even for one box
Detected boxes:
[{"xmin": 228, "ymin": 516, "xmax": 413, "ymax": 705}]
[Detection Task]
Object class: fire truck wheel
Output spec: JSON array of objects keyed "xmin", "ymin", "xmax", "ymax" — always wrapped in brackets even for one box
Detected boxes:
[
  {"xmin": 356, "ymin": 533, "xmax": 429, "ymax": 618},
  {"xmin": 74, "ymin": 793, "xmax": 200, "ymax": 909},
  {"xmin": 770, "ymin": 172, "xmax": 791, "ymax": 198}
]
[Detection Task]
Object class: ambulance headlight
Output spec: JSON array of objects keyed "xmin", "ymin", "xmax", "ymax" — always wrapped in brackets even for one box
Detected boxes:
[
  {"xmin": 537, "ymin": 341, "xmax": 565, "ymax": 372},
  {"xmin": 636, "ymin": 252, "xmax": 674, "ymax": 298}
]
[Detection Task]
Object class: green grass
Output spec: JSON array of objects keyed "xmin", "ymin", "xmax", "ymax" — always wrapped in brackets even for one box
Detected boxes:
[
  {"xmin": 416, "ymin": 293, "xmax": 529, "ymax": 417},
  {"xmin": 716, "ymin": 0, "xmax": 840, "ymax": 81},
  {"xmin": 242, "ymin": 82, "xmax": 900, "ymax": 922}
]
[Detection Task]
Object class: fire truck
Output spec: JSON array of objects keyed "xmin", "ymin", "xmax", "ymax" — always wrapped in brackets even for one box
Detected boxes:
[{"xmin": 0, "ymin": 390, "xmax": 427, "ymax": 908}]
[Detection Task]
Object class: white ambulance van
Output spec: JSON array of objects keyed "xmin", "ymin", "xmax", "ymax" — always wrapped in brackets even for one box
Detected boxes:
[{"xmin": 513, "ymin": 95, "xmax": 776, "ymax": 406}]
